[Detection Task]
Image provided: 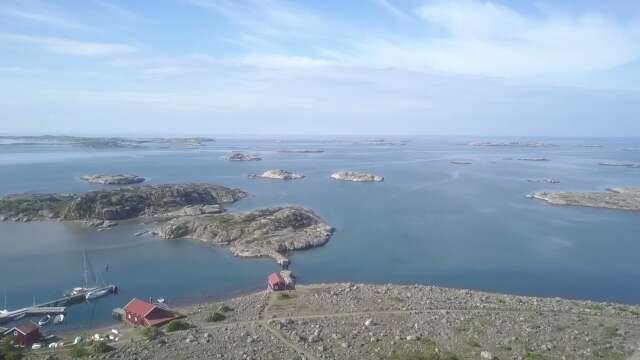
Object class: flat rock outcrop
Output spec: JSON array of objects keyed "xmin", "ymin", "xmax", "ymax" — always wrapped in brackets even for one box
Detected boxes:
[
  {"xmin": 0, "ymin": 184, "xmax": 247, "ymax": 222},
  {"xmin": 279, "ymin": 149, "xmax": 324, "ymax": 153},
  {"xmin": 224, "ymin": 152, "xmax": 262, "ymax": 161},
  {"xmin": 529, "ymin": 187, "xmax": 640, "ymax": 211},
  {"xmin": 249, "ymin": 169, "xmax": 305, "ymax": 180},
  {"xmin": 81, "ymin": 174, "xmax": 145, "ymax": 185},
  {"xmin": 157, "ymin": 207, "xmax": 333, "ymax": 261},
  {"xmin": 330, "ymin": 171, "xmax": 383, "ymax": 182}
]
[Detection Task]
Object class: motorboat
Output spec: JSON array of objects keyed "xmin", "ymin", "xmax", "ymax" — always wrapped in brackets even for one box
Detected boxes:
[
  {"xmin": 53, "ymin": 314, "xmax": 65, "ymax": 325},
  {"xmin": 38, "ymin": 315, "xmax": 51, "ymax": 326}
]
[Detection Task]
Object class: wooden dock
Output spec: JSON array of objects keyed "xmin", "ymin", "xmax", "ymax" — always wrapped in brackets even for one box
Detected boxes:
[{"xmin": 0, "ymin": 285, "xmax": 117, "ymax": 325}]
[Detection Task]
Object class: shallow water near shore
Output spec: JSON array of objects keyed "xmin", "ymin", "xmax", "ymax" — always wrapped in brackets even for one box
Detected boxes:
[{"xmin": 1, "ymin": 136, "xmax": 640, "ymax": 331}]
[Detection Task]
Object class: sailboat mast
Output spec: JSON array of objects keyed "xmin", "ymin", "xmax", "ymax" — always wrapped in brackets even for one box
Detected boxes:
[{"xmin": 83, "ymin": 250, "xmax": 89, "ymax": 289}]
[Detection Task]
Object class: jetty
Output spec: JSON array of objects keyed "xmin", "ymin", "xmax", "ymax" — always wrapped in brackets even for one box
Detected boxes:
[{"xmin": 0, "ymin": 285, "xmax": 117, "ymax": 325}]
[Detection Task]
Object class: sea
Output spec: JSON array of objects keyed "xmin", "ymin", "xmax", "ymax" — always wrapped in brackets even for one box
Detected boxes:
[{"xmin": 0, "ymin": 136, "xmax": 639, "ymax": 332}]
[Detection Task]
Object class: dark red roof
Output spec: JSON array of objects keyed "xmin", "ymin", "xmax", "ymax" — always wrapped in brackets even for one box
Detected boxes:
[
  {"xmin": 14, "ymin": 321, "xmax": 40, "ymax": 335},
  {"xmin": 124, "ymin": 298, "xmax": 158, "ymax": 317},
  {"xmin": 268, "ymin": 273, "xmax": 284, "ymax": 285}
]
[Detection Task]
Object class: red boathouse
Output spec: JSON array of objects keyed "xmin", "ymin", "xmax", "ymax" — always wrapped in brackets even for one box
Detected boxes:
[
  {"xmin": 4, "ymin": 321, "xmax": 42, "ymax": 347},
  {"xmin": 123, "ymin": 298, "xmax": 182, "ymax": 327},
  {"xmin": 268, "ymin": 272, "xmax": 286, "ymax": 291}
]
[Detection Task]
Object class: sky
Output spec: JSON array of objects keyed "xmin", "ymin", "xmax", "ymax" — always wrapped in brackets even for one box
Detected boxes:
[{"xmin": 0, "ymin": 0, "xmax": 639, "ymax": 137}]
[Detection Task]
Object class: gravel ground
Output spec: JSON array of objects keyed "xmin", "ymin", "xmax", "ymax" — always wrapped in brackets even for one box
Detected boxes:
[{"xmin": 24, "ymin": 283, "xmax": 640, "ymax": 360}]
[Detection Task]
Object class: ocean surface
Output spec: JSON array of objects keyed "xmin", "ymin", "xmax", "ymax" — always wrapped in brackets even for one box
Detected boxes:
[{"xmin": 1, "ymin": 136, "xmax": 639, "ymax": 332}]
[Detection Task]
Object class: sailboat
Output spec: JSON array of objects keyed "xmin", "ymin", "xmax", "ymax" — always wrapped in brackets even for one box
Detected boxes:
[
  {"xmin": 0, "ymin": 291, "xmax": 7, "ymax": 315},
  {"xmin": 64, "ymin": 251, "xmax": 98, "ymax": 297}
]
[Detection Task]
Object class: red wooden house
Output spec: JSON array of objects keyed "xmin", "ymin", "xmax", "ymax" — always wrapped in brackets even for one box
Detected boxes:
[
  {"xmin": 3, "ymin": 321, "xmax": 42, "ymax": 347},
  {"xmin": 268, "ymin": 272, "xmax": 286, "ymax": 291},
  {"xmin": 123, "ymin": 298, "xmax": 182, "ymax": 327}
]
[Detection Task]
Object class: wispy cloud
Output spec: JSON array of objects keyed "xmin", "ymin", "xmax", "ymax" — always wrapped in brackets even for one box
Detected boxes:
[
  {"xmin": 0, "ymin": 33, "xmax": 137, "ymax": 57},
  {"xmin": 371, "ymin": 0, "xmax": 409, "ymax": 19},
  {"xmin": 0, "ymin": 7, "xmax": 90, "ymax": 31},
  {"xmin": 94, "ymin": 1, "xmax": 147, "ymax": 22}
]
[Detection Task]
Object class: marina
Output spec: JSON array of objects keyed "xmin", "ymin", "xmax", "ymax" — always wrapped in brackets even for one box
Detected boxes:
[{"xmin": 0, "ymin": 285, "xmax": 117, "ymax": 325}]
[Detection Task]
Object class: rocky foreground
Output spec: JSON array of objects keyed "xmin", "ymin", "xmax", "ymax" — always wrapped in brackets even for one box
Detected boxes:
[
  {"xmin": 157, "ymin": 207, "xmax": 333, "ymax": 262},
  {"xmin": 33, "ymin": 283, "xmax": 640, "ymax": 360},
  {"xmin": 530, "ymin": 187, "xmax": 640, "ymax": 211},
  {"xmin": 81, "ymin": 174, "xmax": 145, "ymax": 185},
  {"xmin": 0, "ymin": 183, "xmax": 247, "ymax": 222},
  {"xmin": 330, "ymin": 171, "xmax": 384, "ymax": 182}
]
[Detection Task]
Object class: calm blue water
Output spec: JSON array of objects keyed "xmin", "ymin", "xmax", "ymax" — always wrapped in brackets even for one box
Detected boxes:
[{"xmin": 1, "ymin": 136, "xmax": 639, "ymax": 331}]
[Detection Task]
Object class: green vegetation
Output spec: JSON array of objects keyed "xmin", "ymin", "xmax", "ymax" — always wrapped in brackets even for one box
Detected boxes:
[
  {"xmin": 217, "ymin": 304, "xmax": 234, "ymax": 313},
  {"xmin": 277, "ymin": 292, "xmax": 294, "ymax": 300},
  {"xmin": 165, "ymin": 319, "xmax": 193, "ymax": 332},
  {"xmin": 141, "ymin": 326, "xmax": 162, "ymax": 340},
  {"xmin": 92, "ymin": 341, "xmax": 114, "ymax": 354},
  {"xmin": 206, "ymin": 311, "xmax": 226, "ymax": 322},
  {"xmin": 69, "ymin": 344, "xmax": 90, "ymax": 358},
  {"xmin": 525, "ymin": 353, "xmax": 553, "ymax": 360},
  {"xmin": 0, "ymin": 337, "xmax": 23, "ymax": 360},
  {"xmin": 602, "ymin": 325, "xmax": 621, "ymax": 338}
]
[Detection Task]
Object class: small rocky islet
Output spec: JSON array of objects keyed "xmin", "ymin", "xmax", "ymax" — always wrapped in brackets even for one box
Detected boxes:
[
  {"xmin": 330, "ymin": 171, "xmax": 384, "ymax": 182},
  {"xmin": 224, "ymin": 152, "xmax": 262, "ymax": 161},
  {"xmin": 529, "ymin": 187, "xmax": 640, "ymax": 211},
  {"xmin": 81, "ymin": 174, "xmax": 146, "ymax": 185},
  {"xmin": 248, "ymin": 169, "xmax": 305, "ymax": 180}
]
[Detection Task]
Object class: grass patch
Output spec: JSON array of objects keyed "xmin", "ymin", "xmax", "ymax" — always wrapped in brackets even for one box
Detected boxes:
[
  {"xmin": 525, "ymin": 353, "xmax": 553, "ymax": 360},
  {"xmin": 165, "ymin": 319, "xmax": 193, "ymax": 332},
  {"xmin": 69, "ymin": 344, "xmax": 90, "ymax": 358},
  {"xmin": 91, "ymin": 341, "xmax": 114, "ymax": 354},
  {"xmin": 206, "ymin": 311, "xmax": 226, "ymax": 322},
  {"xmin": 277, "ymin": 292, "xmax": 295, "ymax": 300},
  {"xmin": 217, "ymin": 304, "xmax": 233, "ymax": 313},
  {"xmin": 602, "ymin": 325, "xmax": 620, "ymax": 338},
  {"xmin": 141, "ymin": 326, "xmax": 162, "ymax": 340}
]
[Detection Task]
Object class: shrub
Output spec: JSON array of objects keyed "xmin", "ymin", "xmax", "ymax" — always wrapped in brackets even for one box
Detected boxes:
[
  {"xmin": 206, "ymin": 311, "xmax": 226, "ymax": 322},
  {"xmin": 217, "ymin": 304, "xmax": 233, "ymax": 313},
  {"xmin": 141, "ymin": 326, "xmax": 162, "ymax": 340},
  {"xmin": 165, "ymin": 319, "xmax": 192, "ymax": 332},
  {"xmin": 69, "ymin": 344, "xmax": 90, "ymax": 358},
  {"xmin": 0, "ymin": 337, "xmax": 22, "ymax": 360},
  {"xmin": 92, "ymin": 341, "xmax": 114, "ymax": 354}
]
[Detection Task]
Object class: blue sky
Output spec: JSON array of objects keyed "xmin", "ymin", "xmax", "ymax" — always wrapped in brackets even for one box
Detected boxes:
[{"xmin": 1, "ymin": 0, "xmax": 639, "ymax": 136}]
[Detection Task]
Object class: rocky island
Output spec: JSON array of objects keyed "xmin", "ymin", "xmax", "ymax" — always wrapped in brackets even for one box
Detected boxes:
[
  {"xmin": 529, "ymin": 187, "xmax": 640, "ymax": 211},
  {"xmin": 249, "ymin": 169, "xmax": 305, "ymax": 180},
  {"xmin": 224, "ymin": 152, "xmax": 262, "ymax": 161},
  {"xmin": 599, "ymin": 162, "xmax": 639, "ymax": 168},
  {"xmin": 81, "ymin": 174, "xmax": 146, "ymax": 185},
  {"xmin": 0, "ymin": 184, "xmax": 335, "ymax": 262},
  {"xmin": 157, "ymin": 207, "xmax": 333, "ymax": 262},
  {"xmin": 37, "ymin": 283, "xmax": 640, "ymax": 360},
  {"xmin": 0, "ymin": 183, "xmax": 247, "ymax": 223},
  {"xmin": 330, "ymin": 171, "xmax": 384, "ymax": 182},
  {"xmin": 526, "ymin": 178, "xmax": 560, "ymax": 184}
]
